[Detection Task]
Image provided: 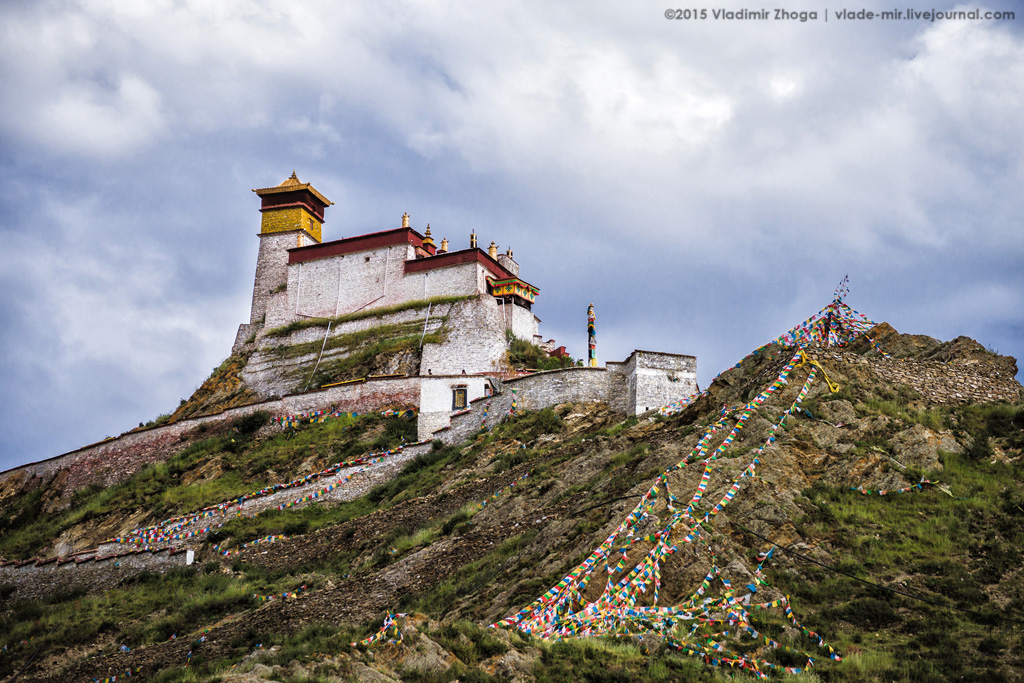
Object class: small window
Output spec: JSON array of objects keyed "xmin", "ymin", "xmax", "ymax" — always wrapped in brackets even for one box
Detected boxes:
[
  {"xmin": 365, "ymin": 256, "xmax": 371, "ymax": 263},
  {"xmin": 452, "ymin": 386, "xmax": 468, "ymax": 410}
]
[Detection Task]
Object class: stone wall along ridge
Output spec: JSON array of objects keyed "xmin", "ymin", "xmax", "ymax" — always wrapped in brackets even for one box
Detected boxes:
[{"xmin": 812, "ymin": 350, "xmax": 1021, "ymax": 405}]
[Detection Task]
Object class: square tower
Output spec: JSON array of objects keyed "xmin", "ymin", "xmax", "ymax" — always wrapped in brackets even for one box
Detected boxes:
[{"xmin": 249, "ymin": 172, "xmax": 333, "ymax": 325}]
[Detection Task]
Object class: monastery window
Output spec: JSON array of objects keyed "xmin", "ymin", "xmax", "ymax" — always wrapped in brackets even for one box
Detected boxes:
[
  {"xmin": 365, "ymin": 256, "xmax": 371, "ymax": 263},
  {"xmin": 452, "ymin": 386, "xmax": 468, "ymax": 410}
]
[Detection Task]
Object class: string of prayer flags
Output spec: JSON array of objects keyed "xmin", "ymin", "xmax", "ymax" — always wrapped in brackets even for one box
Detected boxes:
[
  {"xmin": 253, "ymin": 584, "xmax": 307, "ymax": 603},
  {"xmin": 273, "ymin": 407, "xmax": 416, "ymax": 429},
  {"xmin": 352, "ymin": 613, "xmax": 407, "ymax": 647},
  {"xmin": 493, "ymin": 348, "xmax": 840, "ymax": 677},
  {"xmin": 92, "ymin": 669, "xmax": 141, "ymax": 683},
  {"xmin": 478, "ymin": 470, "xmax": 533, "ymax": 509},
  {"xmin": 106, "ymin": 443, "xmax": 413, "ymax": 548},
  {"xmin": 834, "ymin": 274, "xmax": 850, "ymax": 302}
]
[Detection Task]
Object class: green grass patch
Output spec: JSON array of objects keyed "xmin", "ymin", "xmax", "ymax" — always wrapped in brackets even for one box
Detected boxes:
[
  {"xmin": 507, "ymin": 335, "xmax": 578, "ymax": 371},
  {"xmin": 270, "ymin": 320, "xmax": 427, "ymax": 360},
  {"xmin": 264, "ymin": 295, "xmax": 474, "ymax": 338},
  {"xmin": 774, "ymin": 446, "xmax": 1024, "ymax": 682}
]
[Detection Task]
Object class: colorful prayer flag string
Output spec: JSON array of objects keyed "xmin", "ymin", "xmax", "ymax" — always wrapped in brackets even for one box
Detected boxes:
[
  {"xmin": 92, "ymin": 669, "xmax": 141, "ymax": 683},
  {"xmin": 351, "ymin": 613, "xmax": 407, "ymax": 647},
  {"xmin": 493, "ymin": 350, "xmax": 840, "ymax": 677}
]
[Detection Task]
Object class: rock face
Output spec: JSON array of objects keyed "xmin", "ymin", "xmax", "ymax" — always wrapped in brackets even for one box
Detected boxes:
[{"xmin": 891, "ymin": 424, "xmax": 963, "ymax": 470}]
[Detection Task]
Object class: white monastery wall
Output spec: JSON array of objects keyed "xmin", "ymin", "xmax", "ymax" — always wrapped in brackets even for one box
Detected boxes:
[
  {"xmin": 629, "ymin": 351, "xmax": 698, "ymax": 414},
  {"xmin": 420, "ymin": 262, "xmax": 486, "ymax": 300},
  {"xmin": 288, "ymin": 244, "xmax": 415, "ymax": 319},
  {"xmin": 418, "ymin": 375, "xmax": 494, "ymax": 440},
  {"xmin": 420, "ymin": 296, "xmax": 509, "ymax": 376},
  {"xmin": 510, "ymin": 303, "xmax": 541, "ymax": 343},
  {"xmin": 283, "ymin": 246, "xmax": 487, "ymax": 324}
]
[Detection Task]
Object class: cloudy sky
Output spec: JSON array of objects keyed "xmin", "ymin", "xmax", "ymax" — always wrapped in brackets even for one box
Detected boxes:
[{"xmin": 1, "ymin": 0, "xmax": 1022, "ymax": 472}]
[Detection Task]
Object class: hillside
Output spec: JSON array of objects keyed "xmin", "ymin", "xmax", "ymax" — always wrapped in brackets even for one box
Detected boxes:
[{"xmin": 1, "ymin": 326, "xmax": 1023, "ymax": 682}]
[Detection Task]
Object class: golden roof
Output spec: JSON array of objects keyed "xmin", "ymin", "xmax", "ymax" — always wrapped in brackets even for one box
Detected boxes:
[{"xmin": 252, "ymin": 171, "xmax": 333, "ymax": 205}]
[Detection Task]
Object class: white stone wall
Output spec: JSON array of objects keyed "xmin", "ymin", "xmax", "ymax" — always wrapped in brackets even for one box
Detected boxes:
[
  {"xmin": 419, "ymin": 262, "xmax": 486, "ymax": 301},
  {"xmin": 497, "ymin": 254, "xmax": 520, "ymax": 277},
  {"xmin": 511, "ymin": 303, "xmax": 540, "ymax": 342},
  {"xmin": 629, "ymin": 351, "xmax": 698, "ymax": 414},
  {"xmin": 420, "ymin": 296, "xmax": 510, "ymax": 376},
  {"xmin": 287, "ymin": 244, "xmax": 417, "ymax": 319},
  {"xmin": 264, "ymin": 289, "xmax": 292, "ymax": 329},
  {"xmin": 417, "ymin": 375, "xmax": 494, "ymax": 440},
  {"xmin": 283, "ymin": 246, "xmax": 489, "ymax": 323}
]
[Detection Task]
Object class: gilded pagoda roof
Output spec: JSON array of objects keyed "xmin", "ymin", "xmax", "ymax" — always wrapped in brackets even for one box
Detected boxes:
[{"xmin": 252, "ymin": 171, "xmax": 333, "ymax": 206}]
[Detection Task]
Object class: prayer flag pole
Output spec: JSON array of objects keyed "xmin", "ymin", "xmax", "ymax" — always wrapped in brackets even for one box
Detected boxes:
[{"xmin": 587, "ymin": 303, "xmax": 597, "ymax": 367}]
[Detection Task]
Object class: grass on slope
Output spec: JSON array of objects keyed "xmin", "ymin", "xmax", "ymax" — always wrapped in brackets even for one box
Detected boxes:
[
  {"xmin": 2, "ymin": 397, "xmax": 1022, "ymax": 682},
  {"xmin": 0, "ymin": 411, "xmax": 417, "ymax": 560},
  {"xmin": 767, "ymin": 447, "xmax": 1024, "ymax": 683}
]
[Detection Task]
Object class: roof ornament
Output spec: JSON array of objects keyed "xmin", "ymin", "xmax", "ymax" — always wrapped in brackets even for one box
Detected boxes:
[
  {"xmin": 422, "ymin": 223, "xmax": 435, "ymax": 248},
  {"xmin": 402, "ymin": 212, "xmax": 410, "ymax": 229},
  {"xmin": 488, "ymin": 241, "xmax": 498, "ymax": 259}
]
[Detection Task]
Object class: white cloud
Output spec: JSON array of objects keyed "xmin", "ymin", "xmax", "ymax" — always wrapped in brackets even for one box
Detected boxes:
[{"xmin": 36, "ymin": 74, "xmax": 165, "ymax": 157}]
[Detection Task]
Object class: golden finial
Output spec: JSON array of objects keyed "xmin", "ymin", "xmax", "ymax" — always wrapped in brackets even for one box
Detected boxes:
[
  {"xmin": 422, "ymin": 223, "xmax": 435, "ymax": 248},
  {"xmin": 505, "ymin": 246, "xmax": 513, "ymax": 258},
  {"xmin": 488, "ymin": 241, "xmax": 498, "ymax": 259},
  {"xmin": 402, "ymin": 212, "xmax": 410, "ymax": 228},
  {"xmin": 470, "ymin": 231, "xmax": 477, "ymax": 249},
  {"xmin": 440, "ymin": 237, "xmax": 449, "ymax": 252}
]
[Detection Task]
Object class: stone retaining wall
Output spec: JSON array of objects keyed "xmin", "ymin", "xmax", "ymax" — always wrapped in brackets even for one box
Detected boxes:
[{"xmin": 0, "ymin": 548, "xmax": 193, "ymax": 606}]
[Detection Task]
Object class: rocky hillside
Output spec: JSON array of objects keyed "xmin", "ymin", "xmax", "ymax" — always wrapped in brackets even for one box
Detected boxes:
[{"xmin": 1, "ymin": 327, "xmax": 1022, "ymax": 683}]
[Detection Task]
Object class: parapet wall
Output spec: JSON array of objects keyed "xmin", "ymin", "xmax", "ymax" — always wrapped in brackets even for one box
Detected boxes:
[
  {"xmin": 813, "ymin": 350, "xmax": 1021, "ymax": 405},
  {"xmin": 432, "ymin": 368, "xmax": 623, "ymax": 446}
]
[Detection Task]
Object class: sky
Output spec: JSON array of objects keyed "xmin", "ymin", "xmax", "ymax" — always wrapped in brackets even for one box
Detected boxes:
[{"xmin": 1, "ymin": 1, "xmax": 1022, "ymax": 472}]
